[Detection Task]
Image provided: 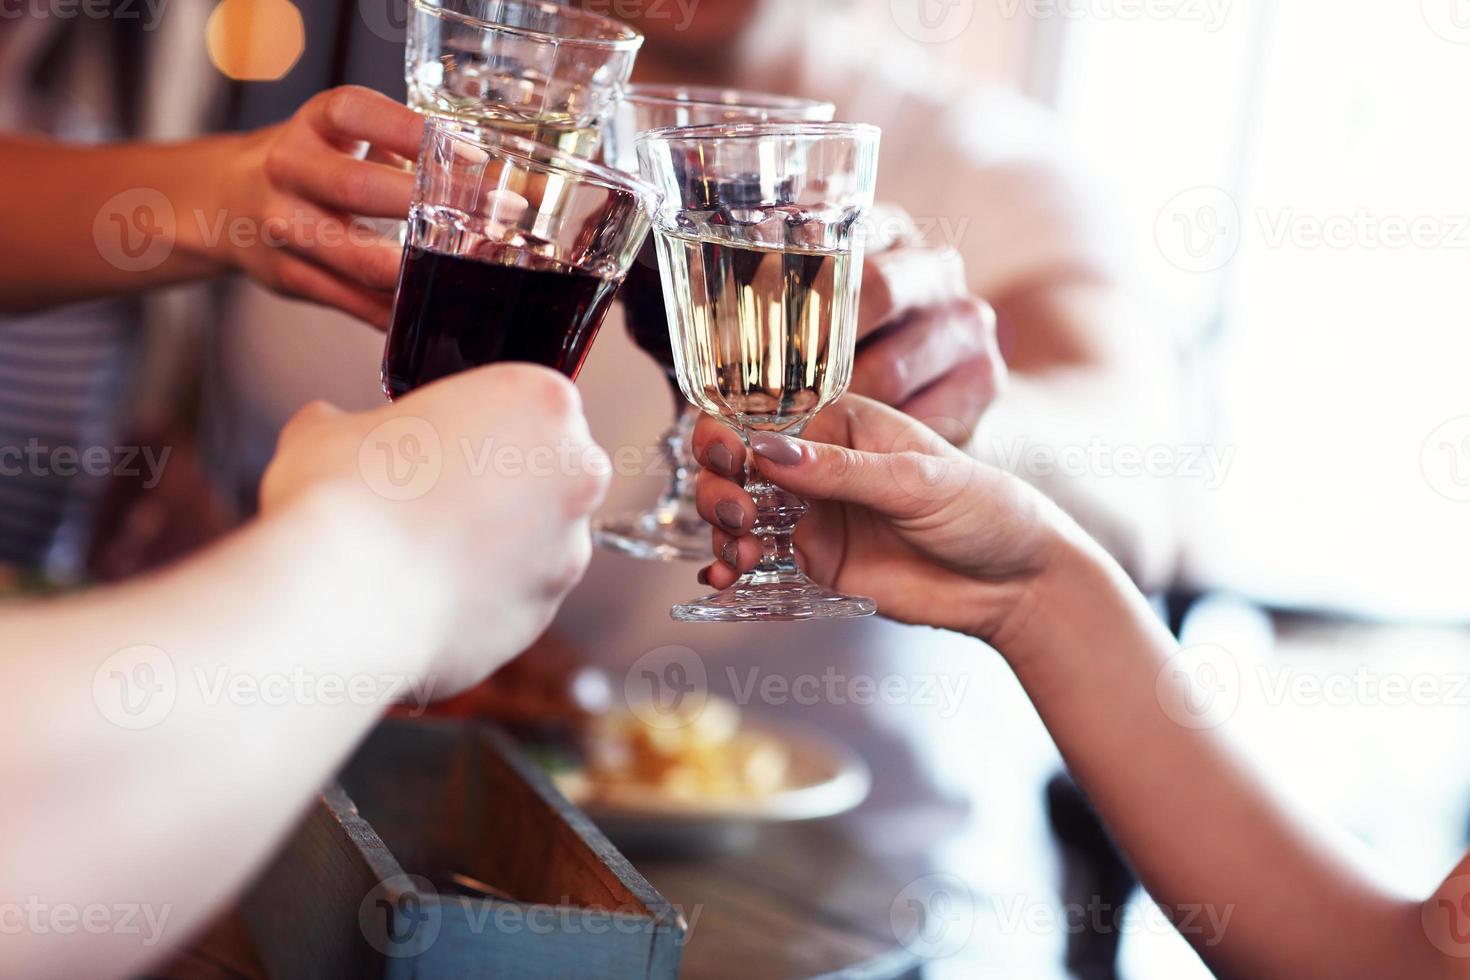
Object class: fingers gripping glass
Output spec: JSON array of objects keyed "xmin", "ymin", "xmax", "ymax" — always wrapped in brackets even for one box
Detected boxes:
[
  {"xmin": 636, "ymin": 122, "xmax": 881, "ymax": 622},
  {"xmin": 593, "ymin": 86, "xmax": 836, "ymax": 563}
]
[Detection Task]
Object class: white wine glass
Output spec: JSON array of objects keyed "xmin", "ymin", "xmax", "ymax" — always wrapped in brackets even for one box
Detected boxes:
[{"xmin": 636, "ymin": 121, "xmax": 882, "ymax": 622}]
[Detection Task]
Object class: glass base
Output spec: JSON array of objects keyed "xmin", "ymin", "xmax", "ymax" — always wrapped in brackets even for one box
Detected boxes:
[
  {"xmin": 593, "ymin": 509, "xmax": 708, "ymax": 563},
  {"xmin": 671, "ymin": 579, "xmax": 876, "ymax": 623}
]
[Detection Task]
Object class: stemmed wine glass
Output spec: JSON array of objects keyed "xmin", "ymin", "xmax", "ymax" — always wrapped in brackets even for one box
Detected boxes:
[
  {"xmin": 404, "ymin": 0, "xmax": 643, "ymax": 155},
  {"xmin": 636, "ymin": 122, "xmax": 882, "ymax": 622},
  {"xmin": 593, "ymin": 86, "xmax": 836, "ymax": 562}
]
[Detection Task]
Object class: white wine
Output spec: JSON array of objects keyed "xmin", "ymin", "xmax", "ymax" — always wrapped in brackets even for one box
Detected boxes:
[
  {"xmin": 407, "ymin": 92, "xmax": 599, "ymax": 158},
  {"xmin": 407, "ymin": 56, "xmax": 600, "ymax": 158},
  {"xmin": 656, "ymin": 220, "xmax": 861, "ymax": 431}
]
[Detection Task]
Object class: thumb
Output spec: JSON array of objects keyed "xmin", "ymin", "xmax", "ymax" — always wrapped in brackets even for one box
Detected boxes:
[{"xmin": 748, "ymin": 430, "xmax": 975, "ymax": 519}]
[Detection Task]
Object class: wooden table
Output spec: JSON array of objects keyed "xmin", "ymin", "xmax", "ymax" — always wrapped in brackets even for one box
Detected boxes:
[
  {"xmin": 632, "ymin": 821, "xmax": 921, "ymax": 980},
  {"xmin": 155, "ymin": 817, "xmax": 919, "ymax": 980}
]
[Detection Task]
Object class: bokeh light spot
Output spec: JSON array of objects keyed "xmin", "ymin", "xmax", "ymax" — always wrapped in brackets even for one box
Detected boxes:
[{"xmin": 206, "ymin": 0, "xmax": 306, "ymax": 81}]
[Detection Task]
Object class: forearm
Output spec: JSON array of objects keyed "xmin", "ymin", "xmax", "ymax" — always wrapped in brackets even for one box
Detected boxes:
[
  {"xmin": 999, "ymin": 535, "xmax": 1436, "ymax": 978},
  {"xmin": 0, "ymin": 488, "xmax": 449, "ymax": 978},
  {"xmin": 0, "ymin": 134, "xmax": 251, "ymax": 312}
]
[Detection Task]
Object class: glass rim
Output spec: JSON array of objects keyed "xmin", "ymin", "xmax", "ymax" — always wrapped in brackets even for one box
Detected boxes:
[
  {"xmin": 409, "ymin": 0, "xmax": 644, "ymax": 51},
  {"xmin": 624, "ymin": 84, "xmax": 835, "ymax": 116},
  {"xmin": 426, "ymin": 117, "xmax": 662, "ymax": 205},
  {"xmin": 635, "ymin": 120, "xmax": 881, "ymax": 145}
]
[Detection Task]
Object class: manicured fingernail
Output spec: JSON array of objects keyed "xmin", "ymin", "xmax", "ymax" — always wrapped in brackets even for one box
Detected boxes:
[
  {"xmin": 750, "ymin": 430, "xmax": 802, "ymax": 466},
  {"xmin": 720, "ymin": 539, "xmax": 739, "ymax": 570},
  {"xmin": 714, "ymin": 500, "xmax": 745, "ymax": 532},
  {"xmin": 696, "ymin": 566, "xmax": 711, "ymax": 586},
  {"xmin": 706, "ymin": 442, "xmax": 738, "ymax": 477}
]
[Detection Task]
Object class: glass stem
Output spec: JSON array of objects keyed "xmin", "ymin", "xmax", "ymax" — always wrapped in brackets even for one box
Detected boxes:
[
  {"xmin": 745, "ymin": 469, "xmax": 809, "ymax": 585},
  {"xmin": 654, "ymin": 401, "xmax": 697, "ymax": 521}
]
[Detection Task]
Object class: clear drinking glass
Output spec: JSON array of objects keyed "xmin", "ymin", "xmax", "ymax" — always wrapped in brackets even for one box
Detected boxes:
[
  {"xmin": 381, "ymin": 117, "xmax": 659, "ymax": 398},
  {"xmin": 636, "ymin": 122, "xmax": 882, "ymax": 622},
  {"xmin": 593, "ymin": 86, "xmax": 836, "ymax": 562},
  {"xmin": 405, "ymin": 0, "xmax": 643, "ymax": 157}
]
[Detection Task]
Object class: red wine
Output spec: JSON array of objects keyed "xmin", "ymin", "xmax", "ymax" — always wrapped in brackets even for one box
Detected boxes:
[
  {"xmin": 382, "ymin": 244, "xmax": 620, "ymax": 399},
  {"xmin": 619, "ymin": 239, "xmax": 676, "ymax": 376}
]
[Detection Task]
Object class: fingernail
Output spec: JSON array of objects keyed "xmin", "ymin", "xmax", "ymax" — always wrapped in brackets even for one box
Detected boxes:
[
  {"xmin": 750, "ymin": 430, "xmax": 802, "ymax": 466},
  {"xmin": 720, "ymin": 539, "xmax": 739, "ymax": 570},
  {"xmin": 706, "ymin": 442, "xmax": 738, "ymax": 477},
  {"xmin": 696, "ymin": 566, "xmax": 711, "ymax": 586},
  {"xmin": 714, "ymin": 500, "xmax": 745, "ymax": 532}
]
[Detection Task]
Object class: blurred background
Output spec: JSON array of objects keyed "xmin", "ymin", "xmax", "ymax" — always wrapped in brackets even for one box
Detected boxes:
[{"xmin": 5, "ymin": 1, "xmax": 1470, "ymax": 978}]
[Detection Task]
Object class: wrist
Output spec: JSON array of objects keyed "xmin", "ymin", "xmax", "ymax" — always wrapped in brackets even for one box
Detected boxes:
[
  {"xmin": 266, "ymin": 483, "xmax": 452, "ymax": 681},
  {"xmin": 169, "ymin": 132, "xmax": 260, "ymax": 272},
  {"xmin": 984, "ymin": 520, "xmax": 1138, "ymax": 675}
]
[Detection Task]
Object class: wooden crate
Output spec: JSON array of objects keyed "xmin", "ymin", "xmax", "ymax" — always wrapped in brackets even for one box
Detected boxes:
[{"xmin": 241, "ymin": 719, "xmax": 685, "ymax": 979}]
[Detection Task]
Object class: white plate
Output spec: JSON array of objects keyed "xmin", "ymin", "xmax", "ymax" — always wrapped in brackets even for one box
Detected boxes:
[{"xmin": 556, "ymin": 719, "xmax": 871, "ymax": 826}]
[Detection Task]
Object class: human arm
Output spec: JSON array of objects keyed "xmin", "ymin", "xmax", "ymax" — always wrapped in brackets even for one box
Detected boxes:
[
  {"xmin": 0, "ymin": 86, "xmax": 423, "ymax": 327},
  {"xmin": 0, "ymin": 364, "xmax": 608, "ymax": 979},
  {"xmin": 691, "ymin": 399, "xmax": 1459, "ymax": 979}
]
